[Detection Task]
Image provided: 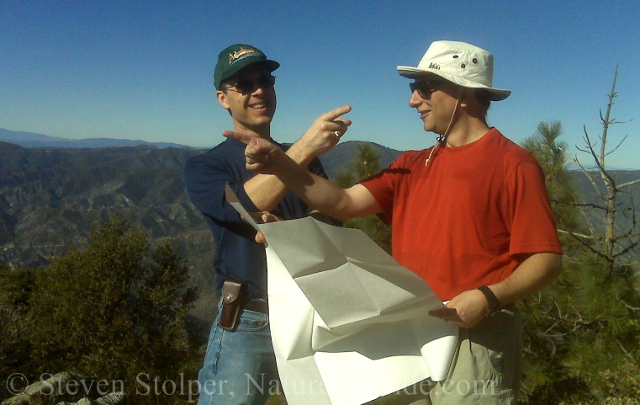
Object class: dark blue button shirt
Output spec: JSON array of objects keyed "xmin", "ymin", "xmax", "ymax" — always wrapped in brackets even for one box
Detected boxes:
[{"xmin": 184, "ymin": 137, "xmax": 327, "ymax": 299}]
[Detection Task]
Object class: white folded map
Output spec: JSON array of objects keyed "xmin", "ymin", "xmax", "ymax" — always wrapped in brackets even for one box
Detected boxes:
[{"xmin": 226, "ymin": 185, "xmax": 458, "ymax": 405}]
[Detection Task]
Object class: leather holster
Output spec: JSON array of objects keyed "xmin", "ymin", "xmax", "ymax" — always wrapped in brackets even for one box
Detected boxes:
[{"xmin": 219, "ymin": 279, "xmax": 246, "ymax": 331}]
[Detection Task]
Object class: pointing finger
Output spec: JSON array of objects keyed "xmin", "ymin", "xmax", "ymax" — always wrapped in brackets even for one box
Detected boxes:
[
  {"xmin": 223, "ymin": 130, "xmax": 253, "ymax": 145},
  {"xmin": 321, "ymin": 105, "xmax": 352, "ymax": 122}
]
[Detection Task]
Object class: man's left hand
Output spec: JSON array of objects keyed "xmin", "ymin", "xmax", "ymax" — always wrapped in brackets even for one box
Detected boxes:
[
  {"xmin": 428, "ymin": 289, "xmax": 490, "ymax": 328},
  {"xmin": 240, "ymin": 211, "xmax": 281, "ymax": 244}
]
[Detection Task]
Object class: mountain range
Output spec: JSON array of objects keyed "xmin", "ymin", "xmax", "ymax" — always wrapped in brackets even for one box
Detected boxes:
[
  {"xmin": 0, "ymin": 136, "xmax": 401, "ymax": 322},
  {"xmin": 0, "ymin": 128, "xmax": 187, "ymax": 149},
  {"xmin": 1, "ymin": 130, "xmax": 638, "ymax": 322}
]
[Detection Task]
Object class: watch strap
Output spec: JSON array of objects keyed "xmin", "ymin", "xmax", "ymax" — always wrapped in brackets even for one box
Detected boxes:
[{"xmin": 477, "ymin": 285, "xmax": 501, "ymax": 317}]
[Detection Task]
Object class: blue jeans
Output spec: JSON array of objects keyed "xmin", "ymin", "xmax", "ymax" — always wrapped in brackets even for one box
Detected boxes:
[{"xmin": 197, "ymin": 300, "xmax": 279, "ymax": 405}]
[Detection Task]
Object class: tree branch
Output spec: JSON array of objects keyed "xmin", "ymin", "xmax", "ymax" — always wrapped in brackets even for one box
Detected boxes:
[
  {"xmin": 618, "ymin": 298, "xmax": 640, "ymax": 312},
  {"xmin": 554, "ymin": 200, "xmax": 607, "ymax": 210},
  {"xmin": 618, "ymin": 178, "xmax": 640, "ymax": 189},
  {"xmin": 583, "ymin": 126, "xmax": 617, "ymax": 188},
  {"xmin": 561, "ymin": 148, "xmax": 604, "ymax": 199},
  {"xmin": 557, "ymin": 229, "xmax": 594, "ymax": 239},
  {"xmin": 615, "ymin": 338, "xmax": 638, "ymax": 365},
  {"xmin": 566, "ymin": 231, "xmax": 611, "ymax": 260},
  {"xmin": 613, "ymin": 239, "xmax": 640, "ymax": 258},
  {"xmin": 604, "ymin": 134, "xmax": 628, "ymax": 157}
]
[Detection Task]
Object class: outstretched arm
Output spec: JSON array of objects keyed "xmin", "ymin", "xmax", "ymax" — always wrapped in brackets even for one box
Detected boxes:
[
  {"xmin": 226, "ymin": 131, "xmax": 383, "ymax": 221},
  {"xmin": 241, "ymin": 106, "xmax": 352, "ymax": 212}
]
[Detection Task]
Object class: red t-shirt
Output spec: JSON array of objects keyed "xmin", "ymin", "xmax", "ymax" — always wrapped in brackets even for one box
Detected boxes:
[{"xmin": 361, "ymin": 129, "xmax": 563, "ymax": 301}]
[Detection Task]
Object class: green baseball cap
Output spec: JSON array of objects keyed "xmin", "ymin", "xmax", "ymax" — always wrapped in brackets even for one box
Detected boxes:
[{"xmin": 214, "ymin": 44, "xmax": 280, "ymax": 89}]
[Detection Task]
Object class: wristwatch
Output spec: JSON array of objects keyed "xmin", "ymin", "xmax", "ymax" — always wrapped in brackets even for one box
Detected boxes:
[{"xmin": 477, "ymin": 285, "xmax": 502, "ymax": 318}]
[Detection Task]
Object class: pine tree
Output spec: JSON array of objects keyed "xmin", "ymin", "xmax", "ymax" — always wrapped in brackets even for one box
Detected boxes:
[
  {"xmin": 332, "ymin": 143, "xmax": 391, "ymax": 253},
  {"xmin": 26, "ymin": 215, "xmax": 200, "ymax": 402},
  {"xmin": 0, "ymin": 290, "xmax": 26, "ymax": 399},
  {"xmin": 0, "ymin": 264, "xmax": 35, "ymax": 399},
  {"xmin": 522, "ymin": 121, "xmax": 583, "ymax": 235}
]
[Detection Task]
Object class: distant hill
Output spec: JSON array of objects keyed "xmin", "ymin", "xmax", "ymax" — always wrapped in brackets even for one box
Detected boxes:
[
  {"xmin": 0, "ymin": 128, "xmax": 189, "ymax": 149},
  {"xmin": 319, "ymin": 140, "xmax": 402, "ymax": 178}
]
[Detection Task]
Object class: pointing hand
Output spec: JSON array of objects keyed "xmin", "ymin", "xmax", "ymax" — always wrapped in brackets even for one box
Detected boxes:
[
  {"xmin": 223, "ymin": 131, "xmax": 286, "ymax": 174},
  {"xmin": 296, "ymin": 105, "xmax": 352, "ymax": 156}
]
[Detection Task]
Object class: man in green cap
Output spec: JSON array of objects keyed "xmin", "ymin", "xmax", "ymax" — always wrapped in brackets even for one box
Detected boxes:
[{"xmin": 185, "ymin": 44, "xmax": 351, "ymax": 404}]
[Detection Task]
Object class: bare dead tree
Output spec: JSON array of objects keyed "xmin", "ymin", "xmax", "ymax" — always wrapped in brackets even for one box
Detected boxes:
[
  {"xmin": 563, "ymin": 65, "xmax": 640, "ymax": 275},
  {"xmin": 520, "ymin": 69, "xmax": 640, "ymax": 402}
]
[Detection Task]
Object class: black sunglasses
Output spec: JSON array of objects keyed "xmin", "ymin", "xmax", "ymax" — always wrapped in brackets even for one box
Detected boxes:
[
  {"xmin": 226, "ymin": 75, "xmax": 276, "ymax": 94},
  {"xmin": 409, "ymin": 80, "xmax": 444, "ymax": 99}
]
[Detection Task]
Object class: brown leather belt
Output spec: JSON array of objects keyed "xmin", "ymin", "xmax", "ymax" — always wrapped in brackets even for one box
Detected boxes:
[{"xmin": 244, "ymin": 299, "xmax": 269, "ymax": 314}]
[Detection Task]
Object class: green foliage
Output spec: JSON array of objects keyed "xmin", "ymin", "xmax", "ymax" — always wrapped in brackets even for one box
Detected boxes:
[
  {"xmin": 0, "ymin": 264, "xmax": 36, "ymax": 396},
  {"xmin": 332, "ymin": 143, "xmax": 392, "ymax": 253},
  {"xmin": 347, "ymin": 214, "xmax": 392, "ymax": 254},
  {"xmin": 0, "ymin": 263, "xmax": 36, "ymax": 307},
  {"xmin": 0, "ymin": 289, "xmax": 27, "ymax": 395},
  {"xmin": 522, "ymin": 121, "xmax": 583, "ymax": 234},
  {"xmin": 519, "ymin": 121, "xmax": 640, "ymax": 404},
  {"xmin": 352, "ymin": 142, "xmax": 383, "ymax": 180},
  {"xmin": 25, "ymin": 215, "xmax": 200, "ymax": 401},
  {"xmin": 265, "ymin": 394, "xmax": 287, "ymax": 404},
  {"xmin": 332, "ymin": 168, "xmax": 356, "ymax": 189}
]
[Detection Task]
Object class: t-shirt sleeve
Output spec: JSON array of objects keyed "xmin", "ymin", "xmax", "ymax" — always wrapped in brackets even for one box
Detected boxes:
[
  {"xmin": 360, "ymin": 154, "xmax": 408, "ymax": 223},
  {"xmin": 508, "ymin": 161, "xmax": 563, "ymax": 256},
  {"xmin": 184, "ymin": 153, "xmax": 259, "ymax": 225},
  {"xmin": 309, "ymin": 156, "xmax": 328, "ymax": 179}
]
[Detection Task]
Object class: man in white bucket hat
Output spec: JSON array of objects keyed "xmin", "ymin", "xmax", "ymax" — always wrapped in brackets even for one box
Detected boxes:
[{"xmin": 227, "ymin": 40, "xmax": 563, "ymax": 404}]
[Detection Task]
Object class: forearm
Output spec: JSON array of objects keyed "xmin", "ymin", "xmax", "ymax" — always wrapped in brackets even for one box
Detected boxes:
[
  {"xmin": 273, "ymin": 152, "xmax": 379, "ymax": 221},
  {"xmin": 243, "ymin": 144, "xmax": 316, "ymax": 212},
  {"xmin": 489, "ymin": 252, "xmax": 562, "ymax": 306},
  {"xmin": 243, "ymin": 107, "xmax": 350, "ymax": 212},
  {"xmin": 431, "ymin": 252, "xmax": 562, "ymax": 327}
]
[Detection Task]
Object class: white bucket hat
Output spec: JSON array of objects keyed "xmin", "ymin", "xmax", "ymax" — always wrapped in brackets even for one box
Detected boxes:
[{"xmin": 398, "ymin": 40, "xmax": 511, "ymax": 101}]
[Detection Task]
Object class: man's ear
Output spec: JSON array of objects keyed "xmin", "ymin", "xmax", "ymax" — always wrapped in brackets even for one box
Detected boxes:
[
  {"xmin": 217, "ymin": 90, "xmax": 230, "ymax": 110},
  {"xmin": 459, "ymin": 88, "xmax": 474, "ymax": 108}
]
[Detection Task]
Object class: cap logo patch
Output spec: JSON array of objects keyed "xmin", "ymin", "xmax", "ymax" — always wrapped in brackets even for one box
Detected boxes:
[
  {"xmin": 229, "ymin": 46, "xmax": 260, "ymax": 65},
  {"xmin": 428, "ymin": 62, "xmax": 440, "ymax": 70}
]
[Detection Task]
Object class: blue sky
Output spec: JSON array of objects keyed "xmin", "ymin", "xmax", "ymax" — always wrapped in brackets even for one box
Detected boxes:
[{"xmin": 2, "ymin": 0, "xmax": 639, "ymax": 169}]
